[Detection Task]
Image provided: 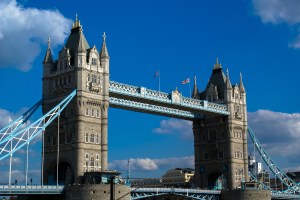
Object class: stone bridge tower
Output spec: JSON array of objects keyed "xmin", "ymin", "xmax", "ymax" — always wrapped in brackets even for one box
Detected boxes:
[
  {"xmin": 42, "ymin": 16, "xmax": 109, "ymax": 184},
  {"xmin": 192, "ymin": 59, "xmax": 248, "ymax": 189}
]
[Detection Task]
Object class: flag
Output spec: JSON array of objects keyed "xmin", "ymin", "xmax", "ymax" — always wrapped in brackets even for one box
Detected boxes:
[
  {"xmin": 182, "ymin": 78, "xmax": 190, "ymax": 84},
  {"xmin": 154, "ymin": 70, "xmax": 159, "ymax": 78}
]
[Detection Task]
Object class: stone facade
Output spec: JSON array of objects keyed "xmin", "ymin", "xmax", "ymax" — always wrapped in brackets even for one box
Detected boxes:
[
  {"xmin": 192, "ymin": 60, "xmax": 248, "ymax": 189},
  {"xmin": 64, "ymin": 184, "xmax": 131, "ymax": 200},
  {"xmin": 42, "ymin": 17, "xmax": 109, "ymax": 184}
]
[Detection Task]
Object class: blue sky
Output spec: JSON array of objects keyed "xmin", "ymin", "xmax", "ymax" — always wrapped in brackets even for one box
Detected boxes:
[{"xmin": 1, "ymin": 0, "xmax": 300, "ymax": 183}]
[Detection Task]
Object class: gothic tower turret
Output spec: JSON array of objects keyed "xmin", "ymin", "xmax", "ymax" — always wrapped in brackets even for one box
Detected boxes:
[
  {"xmin": 193, "ymin": 58, "xmax": 248, "ymax": 189},
  {"xmin": 42, "ymin": 16, "xmax": 110, "ymax": 184}
]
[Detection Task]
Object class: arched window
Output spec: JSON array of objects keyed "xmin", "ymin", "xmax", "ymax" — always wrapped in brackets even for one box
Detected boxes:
[
  {"xmin": 85, "ymin": 133, "xmax": 89, "ymax": 143},
  {"xmin": 96, "ymin": 135, "xmax": 99, "ymax": 144}
]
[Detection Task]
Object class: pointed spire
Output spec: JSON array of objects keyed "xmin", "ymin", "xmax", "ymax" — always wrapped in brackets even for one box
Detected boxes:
[
  {"xmin": 43, "ymin": 37, "xmax": 53, "ymax": 64},
  {"xmin": 213, "ymin": 57, "xmax": 222, "ymax": 70},
  {"xmin": 239, "ymin": 72, "xmax": 245, "ymax": 93},
  {"xmin": 226, "ymin": 68, "xmax": 232, "ymax": 90},
  {"xmin": 192, "ymin": 76, "xmax": 200, "ymax": 99},
  {"xmin": 100, "ymin": 32, "xmax": 109, "ymax": 59}
]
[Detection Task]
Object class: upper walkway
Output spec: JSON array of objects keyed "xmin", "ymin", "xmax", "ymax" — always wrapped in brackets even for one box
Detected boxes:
[{"xmin": 109, "ymin": 81, "xmax": 229, "ymax": 120}]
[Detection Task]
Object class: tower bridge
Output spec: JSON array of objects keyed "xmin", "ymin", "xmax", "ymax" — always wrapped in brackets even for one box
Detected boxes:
[{"xmin": 0, "ymin": 16, "xmax": 300, "ymax": 200}]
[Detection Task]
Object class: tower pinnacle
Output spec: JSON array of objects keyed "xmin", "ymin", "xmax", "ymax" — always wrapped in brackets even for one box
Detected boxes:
[
  {"xmin": 226, "ymin": 68, "xmax": 232, "ymax": 89},
  {"xmin": 192, "ymin": 76, "xmax": 200, "ymax": 99},
  {"xmin": 100, "ymin": 32, "xmax": 109, "ymax": 59},
  {"xmin": 239, "ymin": 72, "xmax": 245, "ymax": 93}
]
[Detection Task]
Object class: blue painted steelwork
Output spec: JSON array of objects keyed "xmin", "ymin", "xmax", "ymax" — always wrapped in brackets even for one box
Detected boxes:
[
  {"xmin": 130, "ymin": 187, "xmax": 221, "ymax": 200},
  {"xmin": 0, "ymin": 185, "xmax": 63, "ymax": 195},
  {"xmin": 0, "ymin": 90, "xmax": 76, "ymax": 161},
  {"xmin": 248, "ymin": 128, "xmax": 300, "ymax": 193},
  {"xmin": 109, "ymin": 81, "xmax": 229, "ymax": 118},
  {"xmin": 0, "ymin": 99, "xmax": 42, "ymax": 142},
  {"xmin": 249, "ymin": 172, "xmax": 300, "ymax": 199},
  {"xmin": 109, "ymin": 97, "xmax": 202, "ymax": 119}
]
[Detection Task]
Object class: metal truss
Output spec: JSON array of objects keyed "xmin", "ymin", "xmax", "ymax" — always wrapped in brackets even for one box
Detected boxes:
[
  {"xmin": 0, "ymin": 99, "xmax": 42, "ymax": 142},
  {"xmin": 0, "ymin": 90, "xmax": 76, "ymax": 161},
  {"xmin": 109, "ymin": 81, "xmax": 229, "ymax": 116},
  {"xmin": 248, "ymin": 128, "xmax": 300, "ymax": 193},
  {"xmin": 110, "ymin": 97, "xmax": 202, "ymax": 120},
  {"xmin": 130, "ymin": 188, "xmax": 220, "ymax": 200}
]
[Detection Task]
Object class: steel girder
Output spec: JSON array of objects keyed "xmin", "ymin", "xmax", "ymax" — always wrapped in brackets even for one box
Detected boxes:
[{"xmin": 0, "ymin": 90, "xmax": 76, "ymax": 161}]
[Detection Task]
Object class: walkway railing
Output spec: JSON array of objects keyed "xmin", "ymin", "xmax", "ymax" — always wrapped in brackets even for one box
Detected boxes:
[{"xmin": 0, "ymin": 185, "xmax": 64, "ymax": 195}]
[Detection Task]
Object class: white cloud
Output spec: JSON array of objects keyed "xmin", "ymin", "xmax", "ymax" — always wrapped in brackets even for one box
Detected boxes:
[
  {"xmin": 109, "ymin": 156, "xmax": 194, "ymax": 172},
  {"xmin": 252, "ymin": 0, "xmax": 300, "ymax": 48},
  {"xmin": 248, "ymin": 110, "xmax": 300, "ymax": 164},
  {"xmin": 153, "ymin": 118, "xmax": 193, "ymax": 140},
  {"xmin": 0, "ymin": 0, "xmax": 72, "ymax": 71}
]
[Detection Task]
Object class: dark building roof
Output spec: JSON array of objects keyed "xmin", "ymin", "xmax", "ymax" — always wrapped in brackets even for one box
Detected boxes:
[
  {"xmin": 204, "ymin": 60, "xmax": 226, "ymax": 100},
  {"xmin": 65, "ymin": 19, "xmax": 90, "ymax": 57}
]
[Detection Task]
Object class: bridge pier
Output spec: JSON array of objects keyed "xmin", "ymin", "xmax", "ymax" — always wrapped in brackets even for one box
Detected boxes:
[
  {"xmin": 221, "ymin": 189, "xmax": 271, "ymax": 200},
  {"xmin": 64, "ymin": 184, "xmax": 130, "ymax": 200}
]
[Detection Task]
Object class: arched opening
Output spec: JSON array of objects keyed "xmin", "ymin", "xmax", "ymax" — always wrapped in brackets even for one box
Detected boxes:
[
  {"xmin": 46, "ymin": 161, "xmax": 73, "ymax": 185},
  {"xmin": 208, "ymin": 173, "xmax": 227, "ymax": 189},
  {"xmin": 56, "ymin": 162, "xmax": 72, "ymax": 185}
]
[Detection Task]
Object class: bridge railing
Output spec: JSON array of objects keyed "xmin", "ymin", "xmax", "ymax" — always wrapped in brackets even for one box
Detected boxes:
[
  {"xmin": 131, "ymin": 187, "xmax": 221, "ymax": 194},
  {"xmin": 0, "ymin": 185, "xmax": 64, "ymax": 194}
]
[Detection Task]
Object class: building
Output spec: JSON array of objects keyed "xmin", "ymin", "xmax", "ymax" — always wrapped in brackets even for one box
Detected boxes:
[
  {"xmin": 192, "ymin": 60, "xmax": 248, "ymax": 189},
  {"xmin": 131, "ymin": 178, "xmax": 162, "ymax": 187},
  {"xmin": 42, "ymin": 16, "xmax": 110, "ymax": 184},
  {"xmin": 248, "ymin": 154, "xmax": 262, "ymax": 176},
  {"xmin": 161, "ymin": 168, "xmax": 194, "ymax": 188}
]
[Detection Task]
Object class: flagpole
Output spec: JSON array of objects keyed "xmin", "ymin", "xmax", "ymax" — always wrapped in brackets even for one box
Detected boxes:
[
  {"xmin": 188, "ymin": 79, "xmax": 191, "ymax": 97},
  {"xmin": 158, "ymin": 69, "xmax": 160, "ymax": 92}
]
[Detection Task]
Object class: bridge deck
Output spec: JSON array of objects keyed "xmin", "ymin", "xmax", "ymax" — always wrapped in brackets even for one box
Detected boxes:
[{"xmin": 109, "ymin": 81, "xmax": 229, "ymax": 119}]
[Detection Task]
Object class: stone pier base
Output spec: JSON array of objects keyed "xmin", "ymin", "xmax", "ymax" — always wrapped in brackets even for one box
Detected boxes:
[
  {"xmin": 64, "ymin": 184, "xmax": 131, "ymax": 200},
  {"xmin": 221, "ymin": 189, "xmax": 271, "ymax": 200}
]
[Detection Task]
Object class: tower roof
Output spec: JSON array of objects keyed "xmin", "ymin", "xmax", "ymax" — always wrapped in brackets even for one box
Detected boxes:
[
  {"xmin": 43, "ymin": 37, "xmax": 53, "ymax": 64},
  {"xmin": 204, "ymin": 58, "xmax": 226, "ymax": 99},
  {"xmin": 192, "ymin": 76, "xmax": 200, "ymax": 99},
  {"xmin": 100, "ymin": 32, "xmax": 109, "ymax": 59},
  {"xmin": 65, "ymin": 15, "xmax": 90, "ymax": 56}
]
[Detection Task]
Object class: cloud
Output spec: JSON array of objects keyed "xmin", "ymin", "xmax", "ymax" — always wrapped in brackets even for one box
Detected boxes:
[
  {"xmin": 248, "ymin": 110, "xmax": 300, "ymax": 164},
  {"xmin": 109, "ymin": 156, "xmax": 194, "ymax": 172},
  {"xmin": 252, "ymin": 0, "xmax": 300, "ymax": 48},
  {"xmin": 153, "ymin": 118, "xmax": 193, "ymax": 140},
  {"xmin": 0, "ymin": 170, "xmax": 40, "ymax": 184},
  {"xmin": 0, "ymin": 0, "xmax": 72, "ymax": 71}
]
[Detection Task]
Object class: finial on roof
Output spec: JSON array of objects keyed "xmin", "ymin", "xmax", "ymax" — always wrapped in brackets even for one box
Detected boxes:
[
  {"xmin": 72, "ymin": 13, "xmax": 81, "ymax": 29},
  {"xmin": 213, "ymin": 57, "xmax": 222, "ymax": 70},
  {"xmin": 47, "ymin": 37, "xmax": 51, "ymax": 49},
  {"xmin": 103, "ymin": 32, "xmax": 106, "ymax": 41},
  {"xmin": 226, "ymin": 68, "xmax": 229, "ymax": 77}
]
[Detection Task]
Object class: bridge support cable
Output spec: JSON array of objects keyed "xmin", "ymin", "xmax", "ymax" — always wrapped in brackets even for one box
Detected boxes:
[
  {"xmin": 0, "ymin": 90, "xmax": 76, "ymax": 162},
  {"xmin": 57, "ymin": 114, "xmax": 60, "ymax": 188},
  {"xmin": 248, "ymin": 128, "xmax": 300, "ymax": 193},
  {"xmin": 0, "ymin": 100, "xmax": 42, "ymax": 142}
]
